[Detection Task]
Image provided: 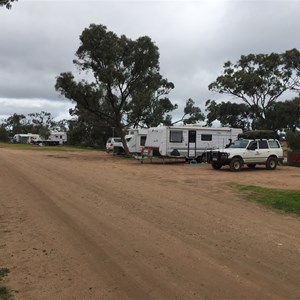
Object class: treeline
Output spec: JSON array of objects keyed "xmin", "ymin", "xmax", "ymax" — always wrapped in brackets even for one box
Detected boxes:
[
  {"xmin": 1, "ymin": 23, "xmax": 300, "ymax": 150},
  {"xmin": 53, "ymin": 24, "xmax": 300, "ymax": 154},
  {"xmin": 0, "ymin": 111, "xmax": 111, "ymax": 146},
  {"xmin": 1, "ymin": 93, "xmax": 299, "ymax": 147}
]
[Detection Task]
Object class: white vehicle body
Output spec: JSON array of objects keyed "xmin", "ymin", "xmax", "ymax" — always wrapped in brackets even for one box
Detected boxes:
[
  {"xmin": 125, "ymin": 128, "xmax": 148, "ymax": 154},
  {"xmin": 13, "ymin": 133, "xmax": 40, "ymax": 144},
  {"xmin": 106, "ymin": 137, "xmax": 124, "ymax": 153},
  {"xmin": 143, "ymin": 125, "xmax": 242, "ymax": 162},
  {"xmin": 32, "ymin": 131, "xmax": 67, "ymax": 145},
  {"xmin": 48, "ymin": 131, "xmax": 67, "ymax": 145},
  {"xmin": 207, "ymin": 138, "xmax": 284, "ymax": 171}
]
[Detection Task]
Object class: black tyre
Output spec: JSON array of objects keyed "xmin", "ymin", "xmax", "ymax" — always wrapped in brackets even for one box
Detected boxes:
[
  {"xmin": 212, "ymin": 162, "xmax": 222, "ymax": 170},
  {"xmin": 247, "ymin": 164, "xmax": 256, "ymax": 169},
  {"xmin": 196, "ymin": 156, "xmax": 202, "ymax": 163},
  {"xmin": 266, "ymin": 157, "xmax": 278, "ymax": 170},
  {"xmin": 230, "ymin": 158, "xmax": 242, "ymax": 172}
]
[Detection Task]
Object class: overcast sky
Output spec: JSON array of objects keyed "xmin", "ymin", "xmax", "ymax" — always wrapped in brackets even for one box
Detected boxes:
[{"xmin": 1, "ymin": 0, "xmax": 299, "ymax": 123}]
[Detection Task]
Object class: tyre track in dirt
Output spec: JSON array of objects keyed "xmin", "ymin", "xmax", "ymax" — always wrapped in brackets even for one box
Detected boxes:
[{"xmin": 1, "ymin": 148, "xmax": 300, "ymax": 299}]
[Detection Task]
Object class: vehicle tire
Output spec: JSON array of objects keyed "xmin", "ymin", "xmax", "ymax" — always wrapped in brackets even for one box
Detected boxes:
[
  {"xmin": 247, "ymin": 164, "xmax": 256, "ymax": 169},
  {"xmin": 266, "ymin": 156, "xmax": 278, "ymax": 170},
  {"xmin": 196, "ymin": 156, "xmax": 203, "ymax": 163},
  {"xmin": 230, "ymin": 158, "xmax": 242, "ymax": 172},
  {"xmin": 212, "ymin": 162, "xmax": 222, "ymax": 170}
]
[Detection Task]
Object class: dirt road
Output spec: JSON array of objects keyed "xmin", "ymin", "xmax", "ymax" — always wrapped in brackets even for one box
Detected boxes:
[{"xmin": 0, "ymin": 147, "xmax": 300, "ymax": 299}]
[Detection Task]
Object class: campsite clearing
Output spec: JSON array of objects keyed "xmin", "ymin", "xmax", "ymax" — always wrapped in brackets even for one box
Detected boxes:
[{"xmin": 0, "ymin": 147, "xmax": 299, "ymax": 299}]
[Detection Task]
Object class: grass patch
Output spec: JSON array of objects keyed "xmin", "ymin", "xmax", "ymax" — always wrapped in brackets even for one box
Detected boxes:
[
  {"xmin": 0, "ymin": 268, "xmax": 10, "ymax": 300},
  {"xmin": 0, "ymin": 286, "xmax": 10, "ymax": 300},
  {"xmin": 0, "ymin": 142, "xmax": 104, "ymax": 152},
  {"xmin": 235, "ymin": 185, "xmax": 300, "ymax": 216}
]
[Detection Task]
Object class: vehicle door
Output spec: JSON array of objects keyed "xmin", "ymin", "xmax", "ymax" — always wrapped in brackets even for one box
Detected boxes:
[
  {"xmin": 257, "ymin": 140, "xmax": 269, "ymax": 162},
  {"xmin": 188, "ymin": 130, "xmax": 196, "ymax": 158},
  {"xmin": 244, "ymin": 141, "xmax": 258, "ymax": 163}
]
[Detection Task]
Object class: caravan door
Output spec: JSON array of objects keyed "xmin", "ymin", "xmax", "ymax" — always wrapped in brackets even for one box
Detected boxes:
[{"xmin": 188, "ymin": 130, "xmax": 196, "ymax": 158}]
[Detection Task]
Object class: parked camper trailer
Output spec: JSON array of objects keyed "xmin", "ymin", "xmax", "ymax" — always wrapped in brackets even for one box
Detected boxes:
[
  {"xmin": 125, "ymin": 128, "xmax": 148, "ymax": 155},
  {"xmin": 142, "ymin": 125, "xmax": 243, "ymax": 162},
  {"xmin": 47, "ymin": 131, "xmax": 67, "ymax": 145},
  {"xmin": 12, "ymin": 133, "xmax": 40, "ymax": 144},
  {"xmin": 31, "ymin": 131, "xmax": 67, "ymax": 145}
]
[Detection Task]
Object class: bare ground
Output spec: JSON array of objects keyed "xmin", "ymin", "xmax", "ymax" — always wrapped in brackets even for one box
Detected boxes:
[{"xmin": 0, "ymin": 147, "xmax": 300, "ymax": 300}]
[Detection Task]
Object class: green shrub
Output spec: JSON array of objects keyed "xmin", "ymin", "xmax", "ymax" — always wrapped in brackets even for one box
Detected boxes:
[{"xmin": 286, "ymin": 131, "xmax": 300, "ymax": 150}]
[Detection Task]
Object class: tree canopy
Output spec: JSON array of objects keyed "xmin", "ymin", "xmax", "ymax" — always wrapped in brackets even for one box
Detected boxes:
[
  {"xmin": 0, "ymin": 0, "xmax": 16, "ymax": 9},
  {"xmin": 2, "ymin": 111, "xmax": 67, "ymax": 139},
  {"xmin": 56, "ymin": 24, "xmax": 175, "ymax": 154},
  {"xmin": 205, "ymin": 100, "xmax": 251, "ymax": 130},
  {"xmin": 55, "ymin": 24, "xmax": 204, "ymax": 154},
  {"xmin": 208, "ymin": 49, "xmax": 300, "ymax": 128}
]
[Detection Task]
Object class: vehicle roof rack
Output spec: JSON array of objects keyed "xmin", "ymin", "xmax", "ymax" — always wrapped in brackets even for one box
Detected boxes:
[{"xmin": 238, "ymin": 130, "xmax": 279, "ymax": 140}]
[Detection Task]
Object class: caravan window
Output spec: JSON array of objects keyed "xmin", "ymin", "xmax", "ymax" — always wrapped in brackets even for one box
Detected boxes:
[
  {"xmin": 201, "ymin": 134, "xmax": 212, "ymax": 141},
  {"xmin": 170, "ymin": 130, "xmax": 183, "ymax": 143}
]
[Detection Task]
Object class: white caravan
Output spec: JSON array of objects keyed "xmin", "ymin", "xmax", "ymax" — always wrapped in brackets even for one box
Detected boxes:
[
  {"xmin": 13, "ymin": 133, "xmax": 40, "ymax": 144},
  {"xmin": 143, "ymin": 125, "xmax": 243, "ymax": 162},
  {"xmin": 125, "ymin": 128, "xmax": 148, "ymax": 154},
  {"xmin": 47, "ymin": 131, "xmax": 67, "ymax": 145},
  {"xmin": 32, "ymin": 131, "xmax": 67, "ymax": 145}
]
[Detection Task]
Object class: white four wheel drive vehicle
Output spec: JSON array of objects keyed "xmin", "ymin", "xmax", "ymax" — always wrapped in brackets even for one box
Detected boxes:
[
  {"xmin": 106, "ymin": 137, "xmax": 124, "ymax": 154},
  {"xmin": 207, "ymin": 138, "xmax": 284, "ymax": 171}
]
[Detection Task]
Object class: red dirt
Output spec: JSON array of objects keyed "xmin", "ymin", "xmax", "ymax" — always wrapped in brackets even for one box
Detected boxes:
[{"xmin": 0, "ymin": 148, "xmax": 300, "ymax": 299}]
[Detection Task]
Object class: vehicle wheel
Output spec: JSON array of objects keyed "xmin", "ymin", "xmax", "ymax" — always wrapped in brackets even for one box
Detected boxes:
[
  {"xmin": 196, "ymin": 156, "xmax": 202, "ymax": 163},
  {"xmin": 230, "ymin": 158, "xmax": 242, "ymax": 172},
  {"xmin": 266, "ymin": 157, "xmax": 278, "ymax": 170},
  {"xmin": 212, "ymin": 162, "xmax": 222, "ymax": 170},
  {"xmin": 247, "ymin": 164, "xmax": 256, "ymax": 169}
]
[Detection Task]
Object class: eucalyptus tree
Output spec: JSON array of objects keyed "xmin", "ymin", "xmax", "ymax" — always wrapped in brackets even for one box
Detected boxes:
[
  {"xmin": 0, "ymin": 0, "xmax": 16, "ymax": 9},
  {"xmin": 205, "ymin": 100, "xmax": 251, "ymax": 130},
  {"xmin": 208, "ymin": 49, "xmax": 300, "ymax": 128},
  {"xmin": 55, "ymin": 24, "xmax": 174, "ymax": 155}
]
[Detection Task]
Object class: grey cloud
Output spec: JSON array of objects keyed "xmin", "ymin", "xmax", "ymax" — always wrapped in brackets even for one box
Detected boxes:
[{"xmin": 1, "ymin": 0, "xmax": 300, "ymax": 120}]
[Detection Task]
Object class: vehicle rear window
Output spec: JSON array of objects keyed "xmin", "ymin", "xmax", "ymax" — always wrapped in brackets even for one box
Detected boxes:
[
  {"xmin": 268, "ymin": 140, "xmax": 280, "ymax": 148},
  {"xmin": 114, "ymin": 138, "xmax": 121, "ymax": 142}
]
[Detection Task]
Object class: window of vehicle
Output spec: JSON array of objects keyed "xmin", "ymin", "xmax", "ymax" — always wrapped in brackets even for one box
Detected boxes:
[
  {"xmin": 170, "ymin": 130, "xmax": 183, "ymax": 142},
  {"xmin": 259, "ymin": 140, "xmax": 269, "ymax": 149},
  {"xmin": 201, "ymin": 134, "xmax": 212, "ymax": 141},
  {"xmin": 228, "ymin": 139, "xmax": 249, "ymax": 148},
  {"xmin": 248, "ymin": 141, "xmax": 257, "ymax": 150},
  {"xmin": 126, "ymin": 137, "xmax": 132, "ymax": 142},
  {"xmin": 268, "ymin": 140, "xmax": 280, "ymax": 148},
  {"xmin": 113, "ymin": 138, "xmax": 121, "ymax": 142}
]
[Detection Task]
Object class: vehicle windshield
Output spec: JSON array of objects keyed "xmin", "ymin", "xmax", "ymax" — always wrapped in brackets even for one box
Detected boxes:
[
  {"xmin": 228, "ymin": 139, "xmax": 249, "ymax": 149},
  {"xmin": 113, "ymin": 138, "xmax": 122, "ymax": 142}
]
